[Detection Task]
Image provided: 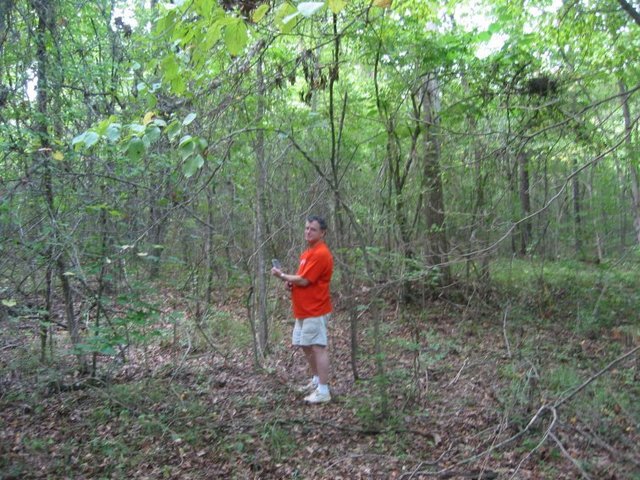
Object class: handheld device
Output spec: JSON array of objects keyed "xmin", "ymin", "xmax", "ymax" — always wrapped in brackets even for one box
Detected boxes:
[{"xmin": 271, "ymin": 259, "xmax": 281, "ymax": 269}]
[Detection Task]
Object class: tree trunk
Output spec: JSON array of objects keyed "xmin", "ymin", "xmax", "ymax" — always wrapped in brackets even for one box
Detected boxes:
[
  {"xmin": 32, "ymin": 0, "xmax": 85, "ymax": 371},
  {"xmin": 518, "ymin": 150, "xmax": 532, "ymax": 256},
  {"xmin": 373, "ymin": 40, "xmax": 419, "ymax": 302},
  {"xmin": 148, "ymin": 201, "xmax": 168, "ymax": 279},
  {"xmin": 619, "ymin": 80, "xmax": 640, "ymax": 245},
  {"xmin": 253, "ymin": 56, "xmax": 268, "ymax": 358},
  {"xmin": 206, "ymin": 186, "xmax": 216, "ymax": 306},
  {"xmin": 420, "ymin": 73, "xmax": 450, "ymax": 283},
  {"xmin": 588, "ymin": 168, "xmax": 605, "ymax": 262},
  {"xmin": 572, "ymin": 157, "xmax": 584, "ymax": 257},
  {"xmin": 41, "ymin": 262, "xmax": 53, "ymax": 362},
  {"xmin": 466, "ymin": 107, "xmax": 490, "ymax": 282}
]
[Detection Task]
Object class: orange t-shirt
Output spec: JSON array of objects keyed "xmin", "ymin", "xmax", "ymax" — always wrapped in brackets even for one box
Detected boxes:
[{"xmin": 291, "ymin": 241, "xmax": 333, "ymax": 319}]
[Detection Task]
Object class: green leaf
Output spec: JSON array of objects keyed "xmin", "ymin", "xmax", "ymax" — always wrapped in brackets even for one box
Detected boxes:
[
  {"xmin": 106, "ymin": 124, "xmax": 122, "ymax": 142},
  {"xmin": 100, "ymin": 345, "xmax": 118, "ymax": 356},
  {"xmin": 488, "ymin": 22, "xmax": 503, "ymax": 34},
  {"xmin": 282, "ymin": 11, "xmax": 300, "ymax": 25},
  {"xmin": 162, "ymin": 54, "xmax": 179, "ymax": 80},
  {"xmin": 275, "ymin": 2, "xmax": 298, "ymax": 33},
  {"xmin": 127, "ymin": 137, "xmax": 145, "ymax": 161},
  {"xmin": 143, "ymin": 126, "xmax": 162, "ymax": 145},
  {"xmin": 203, "ymin": 24, "xmax": 222, "ymax": 50},
  {"xmin": 165, "ymin": 121, "xmax": 182, "ymax": 142},
  {"xmin": 183, "ymin": 112, "xmax": 197, "ymax": 126},
  {"xmin": 183, "ymin": 154, "xmax": 205, "ymax": 178},
  {"xmin": 95, "ymin": 117, "xmax": 111, "ymax": 135},
  {"xmin": 1, "ymin": 299, "xmax": 16, "ymax": 307},
  {"xmin": 253, "ymin": 4, "xmax": 270, "ymax": 22},
  {"xmin": 327, "ymin": 0, "xmax": 346, "ymax": 14},
  {"xmin": 171, "ymin": 76, "xmax": 186, "ymax": 95},
  {"xmin": 130, "ymin": 123, "xmax": 146, "ymax": 134},
  {"xmin": 72, "ymin": 132, "xmax": 86, "ymax": 146},
  {"xmin": 178, "ymin": 135, "xmax": 195, "ymax": 160},
  {"xmin": 145, "ymin": 93, "xmax": 158, "ymax": 109},
  {"xmin": 298, "ymin": 2, "xmax": 324, "ymax": 17},
  {"xmin": 476, "ymin": 31, "xmax": 492, "ymax": 42},
  {"xmin": 84, "ymin": 132, "xmax": 99, "ymax": 147},
  {"xmin": 224, "ymin": 20, "xmax": 248, "ymax": 56},
  {"xmin": 179, "ymin": 135, "xmax": 193, "ymax": 147},
  {"xmin": 197, "ymin": 137, "xmax": 209, "ymax": 151}
]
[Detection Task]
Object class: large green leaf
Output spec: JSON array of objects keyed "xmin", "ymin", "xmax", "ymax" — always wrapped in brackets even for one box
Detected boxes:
[
  {"xmin": 183, "ymin": 112, "xmax": 197, "ymax": 126},
  {"xmin": 165, "ymin": 121, "xmax": 182, "ymax": 142},
  {"xmin": 143, "ymin": 126, "xmax": 162, "ymax": 146},
  {"xmin": 224, "ymin": 20, "xmax": 248, "ymax": 56},
  {"xmin": 178, "ymin": 135, "xmax": 195, "ymax": 160},
  {"xmin": 275, "ymin": 2, "xmax": 298, "ymax": 33},
  {"xmin": 129, "ymin": 123, "xmax": 146, "ymax": 134},
  {"xmin": 72, "ymin": 132, "xmax": 86, "ymax": 146},
  {"xmin": 253, "ymin": 4, "xmax": 270, "ymax": 23},
  {"xmin": 84, "ymin": 132, "xmax": 99, "ymax": 148},
  {"xmin": 327, "ymin": 0, "xmax": 346, "ymax": 14},
  {"xmin": 126, "ymin": 137, "xmax": 145, "ymax": 161},
  {"xmin": 106, "ymin": 123, "xmax": 122, "ymax": 142},
  {"xmin": 161, "ymin": 54, "xmax": 179, "ymax": 80},
  {"xmin": 183, "ymin": 154, "xmax": 205, "ymax": 178},
  {"xmin": 476, "ymin": 31, "xmax": 492, "ymax": 43},
  {"xmin": 171, "ymin": 76, "xmax": 186, "ymax": 95}
]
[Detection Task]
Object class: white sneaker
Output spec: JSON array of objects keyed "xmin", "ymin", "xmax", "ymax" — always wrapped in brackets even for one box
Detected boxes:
[
  {"xmin": 304, "ymin": 389, "xmax": 331, "ymax": 404},
  {"xmin": 296, "ymin": 380, "xmax": 317, "ymax": 394}
]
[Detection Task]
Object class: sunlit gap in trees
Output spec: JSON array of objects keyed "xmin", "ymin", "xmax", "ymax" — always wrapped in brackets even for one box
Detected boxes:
[
  {"xmin": 24, "ymin": 0, "xmax": 143, "ymax": 102},
  {"xmin": 450, "ymin": 0, "xmax": 563, "ymax": 59},
  {"xmin": 112, "ymin": 3, "xmax": 139, "ymax": 31}
]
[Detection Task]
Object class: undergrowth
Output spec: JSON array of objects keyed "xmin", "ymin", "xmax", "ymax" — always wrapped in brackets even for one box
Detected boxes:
[{"xmin": 1, "ymin": 258, "xmax": 638, "ymax": 478}]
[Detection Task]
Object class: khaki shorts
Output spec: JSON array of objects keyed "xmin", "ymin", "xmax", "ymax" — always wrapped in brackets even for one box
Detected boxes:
[{"xmin": 292, "ymin": 314, "xmax": 330, "ymax": 347}]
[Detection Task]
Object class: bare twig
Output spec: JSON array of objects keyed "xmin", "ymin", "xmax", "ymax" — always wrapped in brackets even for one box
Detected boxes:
[
  {"xmin": 446, "ymin": 357, "xmax": 468, "ymax": 388},
  {"xmin": 550, "ymin": 432, "xmax": 593, "ymax": 480},
  {"xmin": 560, "ymin": 420, "xmax": 640, "ymax": 468},
  {"xmin": 509, "ymin": 407, "xmax": 558, "ymax": 479},
  {"xmin": 591, "ymin": 282, "xmax": 608, "ymax": 319},
  {"xmin": 554, "ymin": 346, "xmax": 640, "ymax": 408},
  {"xmin": 618, "ymin": 0, "xmax": 640, "ymax": 26},
  {"xmin": 168, "ymin": 332, "xmax": 192, "ymax": 386},
  {"xmin": 502, "ymin": 304, "xmax": 512, "ymax": 359}
]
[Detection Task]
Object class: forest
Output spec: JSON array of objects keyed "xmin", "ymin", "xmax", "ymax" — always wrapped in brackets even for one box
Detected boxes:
[{"xmin": 1, "ymin": 0, "xmax": 639, "ymax": 478}]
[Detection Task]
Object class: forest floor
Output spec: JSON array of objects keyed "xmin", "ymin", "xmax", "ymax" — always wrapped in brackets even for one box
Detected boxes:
[{"xmin": 1, "ymin": 261, "xmax": 639, "ymax": 479}]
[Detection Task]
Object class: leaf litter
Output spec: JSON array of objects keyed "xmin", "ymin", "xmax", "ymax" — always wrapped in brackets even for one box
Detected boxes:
[{"xmin": 1, "ymin": 294, "xmax": 638, "ymax": 479}]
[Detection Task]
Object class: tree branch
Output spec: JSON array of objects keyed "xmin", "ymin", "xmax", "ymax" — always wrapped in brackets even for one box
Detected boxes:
[{"xmin": 618, "ymin": 0, "xmax": 640, "ymax": 26}]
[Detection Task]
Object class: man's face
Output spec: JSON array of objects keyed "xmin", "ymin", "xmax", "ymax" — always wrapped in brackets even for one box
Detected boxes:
[{"xmin": 304, "ymin": 220, "xmax": 325, "ymax": 245}]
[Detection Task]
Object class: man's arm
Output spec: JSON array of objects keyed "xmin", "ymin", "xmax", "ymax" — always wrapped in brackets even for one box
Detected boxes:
[{"xmin": 271, "ymin": 267, "xmax": 310, "ymax": 287}]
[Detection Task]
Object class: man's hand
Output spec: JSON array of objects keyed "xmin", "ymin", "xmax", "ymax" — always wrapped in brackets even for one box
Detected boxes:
[{"xmin": 271, "ymin": 267, "xmax": 285, "ymax": 280}]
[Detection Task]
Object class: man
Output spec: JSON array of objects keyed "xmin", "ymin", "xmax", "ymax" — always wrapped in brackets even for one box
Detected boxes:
[{"xmin": 271, "ymin": 215, "xmax": 334, "ymax": 404}]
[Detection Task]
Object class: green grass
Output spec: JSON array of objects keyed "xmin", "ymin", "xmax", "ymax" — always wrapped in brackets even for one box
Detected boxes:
[
  {"xmin": 187, "ymin": 308, "xmax": 252, "ymax": 351},
  {"xmin": 486, "ymin": 258, "xmax": 639, "ymax": 459},
  {"xmin": 491, "ymin": 258, "xmax": 640, "ymax": 334},
  {"xmin": 260, "ymin": 421, "xmax": 296, "ymax": 462}
]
